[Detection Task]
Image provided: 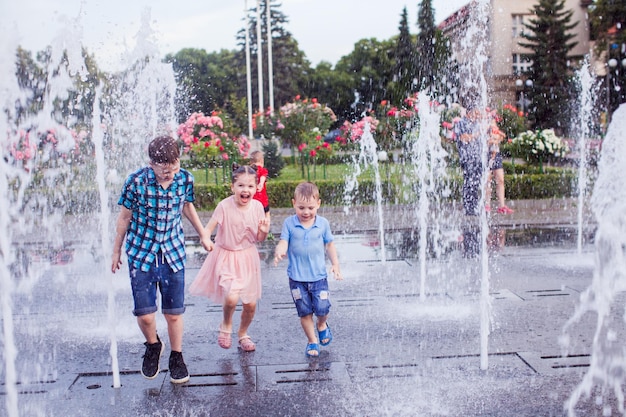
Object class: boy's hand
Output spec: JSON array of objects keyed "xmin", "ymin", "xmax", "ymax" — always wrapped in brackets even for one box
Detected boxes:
[
  {"xmin": 111, "ymin": 251, "xmax": 122, "ymax": 273},
  {"xmin": 273, "ymin": 251, "xmax": 285, "ymax": 266},
  {"xmin": 330, "ymin": 264, "xmax": 343, "ymax": 280}
]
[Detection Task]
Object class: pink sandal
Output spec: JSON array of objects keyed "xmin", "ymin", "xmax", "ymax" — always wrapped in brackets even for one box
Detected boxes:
[
  {"xmin": 218, "ymin": 326, "xmax": 232, "ymax": 349},
  {"xmin": 238, "ymin": 336, "xmax": 256, "ymax": 352}
]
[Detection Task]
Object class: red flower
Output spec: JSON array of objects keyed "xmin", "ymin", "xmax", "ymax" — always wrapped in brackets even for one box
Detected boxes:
[
  {"xmin": 298, "ymin": 143, "xmax": 307, "ymax": 151},
  {"xmin": 309, "ymin": 150, "xmax": 317, "ymax": 157},
  {"xmin": 203, "ymin": 142, "xmax": 210, "ymax": 148},
  {"xmin": 312, "ymin": 98, "xmax": 318, "ymax": 104},
  {"xmin": 380, "ymin": 100, "xmax": 388, "ymax": 106}
]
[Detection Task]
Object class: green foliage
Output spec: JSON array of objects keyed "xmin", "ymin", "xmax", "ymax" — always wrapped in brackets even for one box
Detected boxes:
[
  {"xmin": 262, "ymin": 140, "xmax": 285, "ymax": 178},
  {"xmin": 189, "ymin": 169, "xmax": 578, "ymax": 210},
  {"xmin": 519, "ymin": 0, "xmax": 578, "ymax": 133}
]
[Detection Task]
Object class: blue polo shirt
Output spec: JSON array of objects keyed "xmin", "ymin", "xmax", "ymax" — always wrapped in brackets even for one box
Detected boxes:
[
  {"xmin": 117, "ymin": 166, "xmax": 195, "ymax": 273},
  {"xmin": 280, "ymin": 214, "xmax": 334, "ymax": 283}
]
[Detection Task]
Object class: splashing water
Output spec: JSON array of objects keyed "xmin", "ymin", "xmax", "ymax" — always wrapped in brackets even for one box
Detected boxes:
[
  {"xmin": 573, "ymin": 59, "xmax": 598, "ymax": 254},
  {"xmin": 344, "ymin": 122, "xmax": 386, "ymax": 263},
  {"xmin": 457, "ymin": 0, "xmax": 492, "ymax": 371},
  {"xmin": 563, "ymin": 104, "xmax": 626, "ymax": 416},
  {"xmin": 1, "ymin": 7, "xmax": 178, "ymax": 414},
  {"xmin": 407, "ymin": 92, "xmax": 449, "ymax": 301}
]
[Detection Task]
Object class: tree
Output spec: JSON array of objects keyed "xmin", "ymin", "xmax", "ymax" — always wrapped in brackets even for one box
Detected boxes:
[
  {"xmin": 519, "ymin": 0, "xmax": 578, "ymax": 132},
  {"xmin": 304, "ymin": 61, "xmax": 356, "ymax": 122},
  {"xmin": 165, "ymin": 48, "xmax": 240, "ymax": 123},
  {"xmin": 388, "ymin": 7, "xmax": 417, "ymax": 105},
  {"xmin": 416, "ymin": 0, "xmax": 437, "ymax": 92},
  {"xmin": 334, "ymin": 38, "xmax": 394, "ymax": 121},
  {"xmin": 236, "ymin": 0, "xmax": 311, "ymax": 112}
]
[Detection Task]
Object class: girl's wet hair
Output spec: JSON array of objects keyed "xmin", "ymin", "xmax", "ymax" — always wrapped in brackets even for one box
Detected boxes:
[{"xmin": 232, "ymin": 164, "xmax": 257, "ymax": 183}]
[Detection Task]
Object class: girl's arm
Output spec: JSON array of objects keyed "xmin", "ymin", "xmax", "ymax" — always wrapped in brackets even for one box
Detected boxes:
[
  {"xmin": 183, "ymin": 202, "xmax": 213, "ymax": 252},
  {"xmin": 325, "ymin": 241, "xmax": 343, "ymax": 280},
  {"xmin": 257, "ymin": 217, "xmax": 270, "ymax": 242}
]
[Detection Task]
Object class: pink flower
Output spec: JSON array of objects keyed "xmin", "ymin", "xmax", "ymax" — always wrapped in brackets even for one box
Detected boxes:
[
  {"xmin": 221, "ymin": 153, "xmax": 229, "ymax": 160},
  {"xmin": 309, "ymin": 149, "xmax": 317, "ymax": 157},
  {"xmin": 298, "ymin": 143, "xmax": 307, "ymax": 151}
]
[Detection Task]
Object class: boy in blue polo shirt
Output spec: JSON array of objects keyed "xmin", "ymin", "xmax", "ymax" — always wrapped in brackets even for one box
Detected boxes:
[
  {"xmin": 273, "ymin": 182, "xmax": 342, "ymax": 357},
  {"xmin": 111, "ymin": 136, "xmax": 211, "ymax": 383}
]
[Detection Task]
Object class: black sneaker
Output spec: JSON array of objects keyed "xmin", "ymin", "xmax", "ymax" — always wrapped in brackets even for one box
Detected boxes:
[
  {"xmin": 141, "ymin": 335, "xmax": 164, "ymax": 379},
  {"xmin": 168, "ymin": 351, "xmax": 190, "ymax": 384}
]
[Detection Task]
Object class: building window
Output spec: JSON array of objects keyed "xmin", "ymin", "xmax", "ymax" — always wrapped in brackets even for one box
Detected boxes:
[
  {"xmin": 512, "ymin": 54, "xmax": 533, "ymax": 74},
  {"xmin": 512, "ymin": 14, "xmax": 527, "ymax": 38}
]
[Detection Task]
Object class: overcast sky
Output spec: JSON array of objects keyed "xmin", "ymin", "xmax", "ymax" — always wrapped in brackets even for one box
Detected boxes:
[{"xmin": 2, "ymin": 0, "xmax": 469, "ymax": 71}]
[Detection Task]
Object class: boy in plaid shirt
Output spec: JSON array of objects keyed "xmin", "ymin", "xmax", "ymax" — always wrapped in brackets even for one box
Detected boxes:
[{"xmin": 111, "ymin": 136, "xmax": 211, "ymax": 383}]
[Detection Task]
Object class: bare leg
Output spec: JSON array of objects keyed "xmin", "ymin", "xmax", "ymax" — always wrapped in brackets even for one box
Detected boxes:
[
  {"xmin": 164, "ymin": 313, "xmax": 183, "ymax": 352},
  {"xmin": 301, "ymin": 314, "xmax": 318, "ymax": 345},
  {"xmin": 237, "ymin": 301, "xmax": 257, "ymax": 339},
  {"xmin": 494, "ymin": 168, "xmax": 506, "ymax": 207},
  {"xmin": 137, "ymin": 313, "xmax": 158, "ymax": 344},
  {"xmin": 221, "ymin": 292, "xmax": 239, "ymax": 333}
]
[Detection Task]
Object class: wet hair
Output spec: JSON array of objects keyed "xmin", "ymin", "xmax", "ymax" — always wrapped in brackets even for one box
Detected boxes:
[
  {"xmin": 149, "ymin": 136, "xmax": 180, "ymax": 164},
  {"xmin": 250, "ymin": 150, "xmax": 264, "ymax": 164},
  {"xmin": 294, "ymin": 181, "xmax": 319, "ymax": 201},
  {"xmin": 232, "ymin": 164, "xmax": 257, "ymax": 184}
]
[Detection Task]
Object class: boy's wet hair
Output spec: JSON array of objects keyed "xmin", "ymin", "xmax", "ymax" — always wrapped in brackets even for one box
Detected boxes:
[
  {"xmin": 149, "ymin": 136, "xmax": 180, "ymax": 164},
  {"xmin": 294, "ymin": 181, "xmax": 319, "ymax": 201},
  {"xmin": 232, "ymin": 164, "xmax": 257, "ymax": 183}
]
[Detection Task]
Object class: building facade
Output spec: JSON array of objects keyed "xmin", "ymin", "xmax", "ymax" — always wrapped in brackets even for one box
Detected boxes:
[{"xmin": 438, "ymin": 0, "xmax": 591, "ymax": 108}]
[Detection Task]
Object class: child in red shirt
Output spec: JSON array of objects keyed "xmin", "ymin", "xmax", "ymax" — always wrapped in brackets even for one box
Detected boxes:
[{"xmin": 250, "ymin": 150, "xmax": 270, "ymax": 219}]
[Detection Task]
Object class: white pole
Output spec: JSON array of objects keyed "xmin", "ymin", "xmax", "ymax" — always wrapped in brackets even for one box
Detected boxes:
[
  {"xmin": 266, "ymin": 0, "xmax": 274, "ymax": 114},
  {"xmin": 256, "ymin": 0, "xmax": 264, "ymax": 114},
  {"xmin": 245, "ymin": 0, "xmax": 254, "ymax": 139}
]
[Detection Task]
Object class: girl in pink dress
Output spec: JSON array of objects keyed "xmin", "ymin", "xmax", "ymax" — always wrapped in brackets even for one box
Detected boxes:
[{"xmin": 189, "ymin": 165, "xmax": 270, "ymax": 352}]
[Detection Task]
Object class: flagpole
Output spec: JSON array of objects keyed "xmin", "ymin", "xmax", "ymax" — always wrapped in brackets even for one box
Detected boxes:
[
  {"xmin": 244, "ymin": 0, "xmax": 253, "ymax": 139},
  {"xmin": 256, "ymin": 0, "xmax": 264, "ymax": 114},
  {"xmin": 266, "ymin": 0, "xmax": 274, "ymax": 114}
]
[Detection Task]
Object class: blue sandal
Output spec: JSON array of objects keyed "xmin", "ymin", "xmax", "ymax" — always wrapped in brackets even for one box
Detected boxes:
[
  {"xmin": 305, "ymin": 343, "xmax": 320, "ymax": 357},
  {"xmin": 318, "ymin": 324, "xmax": 333, "ymax": 346}
]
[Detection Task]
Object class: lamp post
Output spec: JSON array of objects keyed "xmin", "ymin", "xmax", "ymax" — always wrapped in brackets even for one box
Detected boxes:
[
  {"xmin": 515, "ymin": 78, "xmax": 533, "ymax": 115},
  {"xmin": 607, "ymin": 57, "xmax": 626, "ymax": 123}
]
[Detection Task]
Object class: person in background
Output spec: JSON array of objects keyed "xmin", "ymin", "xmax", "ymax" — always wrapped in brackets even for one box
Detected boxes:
[
  {"xmin": 250, "ymin": 150, "xmax": 271, "ymax": 220},
  {"xmin": 453, "ymin": 105, "xmax": 484, "ymax": 216},
  {"xmin": 485, "ymin": 118, "xmax": 514, "ymax": 214},
  {"xmin": 111, "ymin": 135, "xmax": 211, "ymax": 384}
]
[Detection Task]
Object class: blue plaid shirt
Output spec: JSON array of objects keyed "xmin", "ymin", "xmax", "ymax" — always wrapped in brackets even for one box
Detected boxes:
[{"xmin": 117, "ymin": 166, "xmax": 195, "ymax": 272}]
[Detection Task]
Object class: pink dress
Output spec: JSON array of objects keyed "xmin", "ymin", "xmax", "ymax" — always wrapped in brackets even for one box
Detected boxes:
[{"xmin": 189, "ymin": 196, "xmax": 265, "ymax": 304}]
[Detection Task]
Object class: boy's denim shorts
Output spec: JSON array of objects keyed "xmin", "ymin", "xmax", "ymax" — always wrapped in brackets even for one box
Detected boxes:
[
  {"xmin": 130, "ymin": 258, "xmax": 185, "ymax": 317},
  {"xmin": 289, "ymin": 278, "xmax": 331, "ymax": 318}
]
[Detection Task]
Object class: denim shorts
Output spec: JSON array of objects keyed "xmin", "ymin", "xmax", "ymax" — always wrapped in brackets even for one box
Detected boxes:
[
  {"xmin": 289, "ymin": 278, "xmax": 331, "ymax": 318},
  {"xmin": 130, "ymin": 258, "xmax": 185, "ymax": 317}
]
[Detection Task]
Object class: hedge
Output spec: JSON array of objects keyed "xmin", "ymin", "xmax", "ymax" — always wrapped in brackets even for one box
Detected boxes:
[{"xmin": 192, "ymin": 170, "xmax": 578, "ymax": 210}]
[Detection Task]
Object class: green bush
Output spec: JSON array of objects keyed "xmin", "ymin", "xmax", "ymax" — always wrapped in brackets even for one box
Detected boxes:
[{"xmin": 189, "ymin": 170, "xmax": 577, "ymax": 210}]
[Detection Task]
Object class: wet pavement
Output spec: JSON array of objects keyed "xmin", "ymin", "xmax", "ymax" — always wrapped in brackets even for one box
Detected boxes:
[{"xmin": 2, "ymin": 198, "xmax": 615, "ymax": 416}]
